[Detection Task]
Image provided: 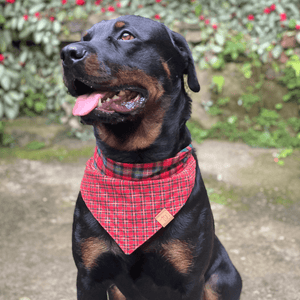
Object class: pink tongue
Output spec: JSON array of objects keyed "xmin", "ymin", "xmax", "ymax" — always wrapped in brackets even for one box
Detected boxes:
[{"xmin": 73, "ymin": 92, "xmax": 105, "ymax": 116}]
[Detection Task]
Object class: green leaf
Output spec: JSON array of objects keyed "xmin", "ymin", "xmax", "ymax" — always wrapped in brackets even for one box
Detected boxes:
[
  {"xmin": 0, "ymin": 14, "xmax": 6, "ymax": 24},
  {"xmin": 195, "ymin": 4, "xmax": 202, "ymax": 17},
  {"xmin": 9, "ymin": 91, "xmax": 24, "ymax": 102},
  {"xmin": 73, "ymin": 6, "xmax": 85, "ymax": 19},
  {"xmin": 11, "ymin": 17, "xmax": 18, "ymax": 30},
  {"xmin": 37, "ymin": 19, "xmax": 48, "ymax": 31},
  {"xmin": 0, "ymin": 38, "xmax": 6, "ymax": 52},
  {"xmin": 0, "ymin": 65, "xmax": 4, "ymax": 78},
  {"xmin": 212, "ymin": 75, "xmax": 225, "ymax": 94},
  {"xmin": 272, "ymin": 45, "xmax": 282, "ymax": 59},
  {"xmin": 296, "ymin": 33, "xmax": 300, "ymax": 44},
  {"xmin": 211, "ymin": 44, "xmax": 223, "ymax": 53},
  {"xmin": 17, "ymin": 17, "xmax": 25, "ymax": 31},
  {"xmin": 19, "ymin": 27, "xmax": 32, "ymax": 39},
  {"xmin": 34, "ymin": 102, "xmax": 46, "ymax": 113},
  {"xmin": 19, "ymin": 51, "xmax": 28, "ymax": 63},
  {"xmin": 215, "ymin": 33, "xmax": 225, "ymax": 46},
  {"xmin": 288, "ymin": 19, "xmax": 297, "ymax": 29},
  {"xmin": 4, "ymin": 104, "xmax": 19, "ymax": 120},
  {"xmin": 56, "ymin": 11, "xmax": 67, "ymax": 22},
  {"xmin": 4, "ymin": 94, "xmax": 14, "ymax": 105},
  {"xmin": 53, "ymin": 21, "xmax": 61, "ymax": 34},
  {"xmin": 34, "ymin": 32, "xmax": 44, "ymax": 43},
  {"xmin": 29, "ymin": 4, "xmax": 46, "ymax": 14},
  {"xmin": 1, "ymin": 76, "xmax": 11, "ymax": 91},
  {"xmin": 283, "ymin": 93, "xmax": 292, "ymax": 102},
  {"xmin": 25, "ymin": 97, "xmax": 33, "ymax": 108}
]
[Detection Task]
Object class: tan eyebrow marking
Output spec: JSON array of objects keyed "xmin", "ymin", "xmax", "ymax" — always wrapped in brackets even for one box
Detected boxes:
[{"xmin": 114, "ymin": 21, "xmax": 125, "ymax": 29}]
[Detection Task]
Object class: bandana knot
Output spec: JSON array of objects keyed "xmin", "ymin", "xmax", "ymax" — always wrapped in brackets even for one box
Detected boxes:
[{"xmin": 80, "ymin": 144, "xmax": 196, "ymax": 254}]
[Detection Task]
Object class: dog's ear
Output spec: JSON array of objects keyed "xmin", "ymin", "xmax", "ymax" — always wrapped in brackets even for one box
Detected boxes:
[{"xmin": 170, "ymin": 31, "xmax": 200, "ymax": 93}]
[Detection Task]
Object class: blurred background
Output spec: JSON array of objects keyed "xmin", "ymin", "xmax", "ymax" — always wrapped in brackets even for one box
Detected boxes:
[{"xmin": 0, "ymin": 1, "xmax": 299, "ymax": 300}]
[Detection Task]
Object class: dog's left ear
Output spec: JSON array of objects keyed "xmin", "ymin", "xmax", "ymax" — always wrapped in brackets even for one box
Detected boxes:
[{"xmin": 170, "ymin": 31, "xmax": 200, "ymax": 93}]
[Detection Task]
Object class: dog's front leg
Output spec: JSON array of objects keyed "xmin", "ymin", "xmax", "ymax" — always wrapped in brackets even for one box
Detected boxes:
[{"xmin": 76, "ymin": 270, "xmax": 108, "ymax": 300}]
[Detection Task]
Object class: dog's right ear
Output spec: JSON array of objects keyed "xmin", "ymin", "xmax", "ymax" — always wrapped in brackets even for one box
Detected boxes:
[{"xmin": 170, "ymin": 31, "xmax": 200, "ymax": 93}]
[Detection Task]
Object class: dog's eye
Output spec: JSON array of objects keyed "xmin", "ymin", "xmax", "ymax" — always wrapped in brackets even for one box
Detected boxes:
[{"xmin": 119, "ymin": 32, "xmax": 134, "ymax": 41}]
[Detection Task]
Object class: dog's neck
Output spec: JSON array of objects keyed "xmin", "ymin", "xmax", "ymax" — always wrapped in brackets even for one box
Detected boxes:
[{"xmin": 93, "ymin": 90, "xmax": 192, "ymax": 164}]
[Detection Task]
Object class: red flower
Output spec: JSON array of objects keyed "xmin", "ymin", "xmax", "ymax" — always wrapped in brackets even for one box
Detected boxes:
[
  {"xmin": 117, "ymin": 3, "xmax": 121, "ymax": 8},
  {"xmin": 76, "ymin": 0, "xmax": 85, "ymax": 5},
  {"xmin": 101, "ymin": 7, "xmax": 106, "ymax": 12},
  {"xmin": 205, "ymin": 19, "xmax": 210, "ymax": 25},
  {"xmin": 199, "ymin": 15, "xmax": 205, "ymax": 21},
  {"xmin": 108, "ymin": 5, "xmax": 115, "ymax": 12},
  {"xmin": 61, "ymin": 0, "xmax": 67, "ymax": 4},
  {"xmin": 264, "ymin": 7, "xmax": 271, "ymax": 14},
  {"xmin": 50, "ymin": 16, "xmax": 55, "ymax": 22},
  {"xmin": 23, "ymin": 15, "xmax": 29, "ymax": 21},
  {"xmin": 296, "ymin": 24, "xmax": 300, "ymax": 30},
  {"xmin": 0, "ymin": 54, "xmax": 5, "ymax": 63},
  {"xmin": 270, "ymin": 4, "xmax": 276, "ymax": 11},
  {"xmin": 280, "ymin": 13, "xmax": 287, "ymax": 21},
  {"xmin": 154, "ymin": 14, "xmax": 161, "ymax": 20},
  {"xmin": 274, "ymin": 158, "xmax": 279, "ymax": 163},
  {"xmin": 35, "ymin": 12, "xmax": 40, "ymax": 18},
  {"xmin": 247, "ymin": 14, "xmax": 254, "ymax": 21},
  {"xmin": 156, "ymin": 0, "xmax": 162, "ymax": 2},
  {"xmin": 95, "ymin": 0, "xmax": 102, "ymax": 5},
  {"xmin": 6, "ymin": 0, "xmax": 15, "ymax": 3},
  {"xmin": 138, "ymin": 5, "xmax": 143, "ymax": 8},
  {"xmin": 212, "ymin": 24, "xmax": 218, "ymax": 30}
]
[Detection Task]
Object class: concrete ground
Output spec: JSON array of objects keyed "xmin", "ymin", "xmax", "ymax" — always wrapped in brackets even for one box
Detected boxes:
[{"xmin": 0, "ymin": 124, "xmax": 299, "ymax": 300}]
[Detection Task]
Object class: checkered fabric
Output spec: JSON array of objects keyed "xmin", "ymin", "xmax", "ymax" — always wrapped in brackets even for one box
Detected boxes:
[{"xmin": 80, "ymin": 144, "xmax": 196, "ymax": 254}]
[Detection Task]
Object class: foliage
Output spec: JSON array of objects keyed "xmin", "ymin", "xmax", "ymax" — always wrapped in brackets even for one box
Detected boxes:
[
  {"xmin": 0, "ymin": 0, "xmax": 300, "ymax": 152},
  {"xmin": 211, "ymin": 75, "xmax": 225, "ymax": 94},
  {"xmin": 19, "ymin": 89, "xmax": 47, "ymax": 117},
  {"xmin": 274, "ymin": 148, "xmax": 293, "ymax": 166},
  {"xmin": 0, "ymin": 0, "xmax": 200, "ymax": 121},
  {"xmin": 240, "ymin": 93, "xmax": 261, "ymax": 111},
  {"xmin": 280, "ymin": 56, "xmax": 300, "ymax": 104},
  {"xmin": 192, "ymin": 0, "xmax": 300, "ymax": 68}
]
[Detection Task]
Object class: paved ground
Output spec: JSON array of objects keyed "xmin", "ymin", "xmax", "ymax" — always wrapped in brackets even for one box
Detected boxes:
[{"xmin": 0, "ymin": 135, "xmax": 299, "ymax": 300}]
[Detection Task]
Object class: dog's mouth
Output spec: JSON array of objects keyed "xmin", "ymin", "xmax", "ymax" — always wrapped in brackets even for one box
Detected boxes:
[{"xmin": 71, "ymin": 79, "xmax": 147, "ymax": 118}]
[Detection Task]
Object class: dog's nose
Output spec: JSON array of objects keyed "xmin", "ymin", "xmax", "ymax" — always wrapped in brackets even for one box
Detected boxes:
[{"xmin": 61, "ymin": 43, "xmax": 87, "ymax": 66}]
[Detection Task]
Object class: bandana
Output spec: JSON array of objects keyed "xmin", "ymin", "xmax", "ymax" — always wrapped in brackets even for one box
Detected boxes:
[{"xmin": 80, "ymin": 144, "xmax": 196, "ymax": 254}]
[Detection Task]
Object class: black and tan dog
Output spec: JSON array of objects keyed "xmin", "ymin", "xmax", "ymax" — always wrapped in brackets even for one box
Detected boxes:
[{"xmin": 61, "ymin": 15, "xmax": 242, "ymax": 300}]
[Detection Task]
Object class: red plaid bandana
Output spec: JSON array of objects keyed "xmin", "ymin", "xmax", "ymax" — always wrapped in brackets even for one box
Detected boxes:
[{"xmin": 80, "ymin": 144, "xmax": 196, "ymax": 254}]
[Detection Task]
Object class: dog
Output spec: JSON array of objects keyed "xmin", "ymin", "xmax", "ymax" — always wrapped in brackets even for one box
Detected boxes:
[{"xmin": 61, "ymin": 15, "xmax": 242, "ymax": 300}]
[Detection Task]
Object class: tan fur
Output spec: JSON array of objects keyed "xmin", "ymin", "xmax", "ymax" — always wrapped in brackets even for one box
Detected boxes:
[
  {"xmin": 81, "ymin": 237, "xmax": 109, "ymax": 269},
  {"xmin": 203, "ymin": 274, "xmax": 219, "ymax": 300},
  {"xmin": 160, "ymin": 240, "xmax": 194, "ymax": 274},
  {"xmin": 161, "ymin": 59, "xmax": 171, "ymax": 79},
  {"xmin": 114, "ymin": 21, "xmax": 125, "ymax": 29},
  {"xmin": 81, "ymin": 237, "xmax": 122, "ymax": 270},
  {"xmin": 84, "ymin": 53, "xmax": 107, "ymax": 78},
  {"xmin": 96, "ymin": 69, "xmax": 170, "ymax": 151},
  {"xmin": 107, "ymin": 285, "xmax": 126, "ymax": 300}
]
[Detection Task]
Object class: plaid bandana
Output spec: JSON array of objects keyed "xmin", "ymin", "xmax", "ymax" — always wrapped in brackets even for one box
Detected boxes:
[{"xmin": 80, "ymin": 144, "xmax": 196, "ymax": 254}]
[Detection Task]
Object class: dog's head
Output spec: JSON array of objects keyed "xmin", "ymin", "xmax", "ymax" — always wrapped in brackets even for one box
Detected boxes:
[
  {"xmin": 61, "ymin": 15, "xmax": 199, "ymax": 151},
  {"xmin": 61, "ymin": 15, "xmax": 199, "ymax": 122}
]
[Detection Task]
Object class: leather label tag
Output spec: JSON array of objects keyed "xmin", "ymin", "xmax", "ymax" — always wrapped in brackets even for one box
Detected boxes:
[{"xmin": 155, "ymin": 208, "xmax": 174, "ymax": 227}]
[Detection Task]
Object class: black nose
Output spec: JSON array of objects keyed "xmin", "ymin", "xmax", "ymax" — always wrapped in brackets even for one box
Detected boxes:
[{"xmin": 61, "ymin": 43, "xmax": 87, "ymax": 66}]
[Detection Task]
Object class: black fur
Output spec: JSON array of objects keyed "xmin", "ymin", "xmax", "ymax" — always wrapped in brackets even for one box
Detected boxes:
[{"xmin": 61, "ymin": 15, "xmax": 242, "ymax": 300}]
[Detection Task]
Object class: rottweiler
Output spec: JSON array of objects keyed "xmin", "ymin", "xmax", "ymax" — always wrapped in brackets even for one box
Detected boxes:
[{"xmin": 61, "ymin": 15, "xmax": 242, "ymax": 300}]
